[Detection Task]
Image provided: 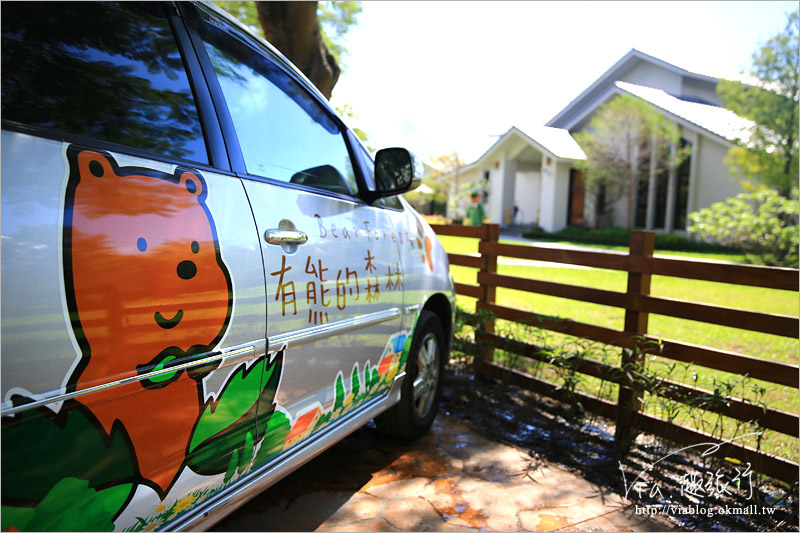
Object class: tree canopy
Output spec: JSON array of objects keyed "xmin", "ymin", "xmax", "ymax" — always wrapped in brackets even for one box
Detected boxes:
[
  {"xmin": 574, "ymin": 94, "xmax": 683, "ymax": 228},
  {"xmin": 213, "ymin": 1, "xmax": 361, "ymax": 99},
  {"xmin": 424, "ymin": 152, "xmax": 466, "ymax": 219},
  {"xmin": 717, "ymin": 11, "xmax": 799, "ymax": 197}
]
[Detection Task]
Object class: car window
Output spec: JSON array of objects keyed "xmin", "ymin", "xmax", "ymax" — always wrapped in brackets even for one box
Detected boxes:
[
  {"xmin": 0, "ymin": 2, "xmax": 208, "ymax": 164},
  {"xmin": 198, "ymin": 24, "xmax": 358, "ymax": 197}
]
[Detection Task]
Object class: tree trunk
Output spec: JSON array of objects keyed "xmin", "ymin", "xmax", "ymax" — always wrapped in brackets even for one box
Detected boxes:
[
  {"xmin": 664, "ymin": 143, "xmax": 678, "ymax": 233},
  {"xmin": 626, "ymin": 163, "xmax": 633, "ymax": 229},
  {"xmin": 645, "ymin": 129, "xmax": 658, "ymax": 230},
  {"xmin": 629, "ymin": 159, "xmax": 641, "ymax": 229},
  {"xmin": 595, "ymin": 184, "xmax": 606, "ymax": 228},
  {"xmin": 255, "ymin": 1, "xmax": 340, "ymax": 99}
]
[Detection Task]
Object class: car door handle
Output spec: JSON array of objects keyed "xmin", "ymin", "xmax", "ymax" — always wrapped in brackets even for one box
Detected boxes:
[{"xmin": 264, "ymin": 229, "xmax": 308, "ymax": 245}]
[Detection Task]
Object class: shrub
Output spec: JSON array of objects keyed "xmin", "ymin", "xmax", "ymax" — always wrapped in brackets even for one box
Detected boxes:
[
  {"xmin": 521, "ymin": 225, "xmax": 734, "ymax": 253},
  {"xmin": 688, "ymin": 189, "xmax": 799, "ymax": 267}
]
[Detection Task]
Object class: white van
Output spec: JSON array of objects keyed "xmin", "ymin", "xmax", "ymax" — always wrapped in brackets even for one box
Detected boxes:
[{"xmin": 0, "ymin": 2, "xmax": 455, "ymax": 530}]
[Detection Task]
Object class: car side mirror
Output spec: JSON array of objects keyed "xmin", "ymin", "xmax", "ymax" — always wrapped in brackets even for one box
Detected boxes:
[{"xmin": 373, "ymin": 148, "xmax": 423, "ymax": 198}]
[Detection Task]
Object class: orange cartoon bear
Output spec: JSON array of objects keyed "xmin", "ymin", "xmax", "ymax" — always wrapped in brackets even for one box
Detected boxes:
[{"xmin": 63, "ymin": 147, "xmax": 233, "ymax": 497}]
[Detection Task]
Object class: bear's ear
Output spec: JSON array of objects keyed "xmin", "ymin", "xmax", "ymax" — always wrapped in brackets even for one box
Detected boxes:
[
  {"xmin": 179, "ymin": 171, "xmax": 204, "ymax": 198},
  {"xmin": 77, "ymin": 150, "xmax": 114, "ymax": 181}
]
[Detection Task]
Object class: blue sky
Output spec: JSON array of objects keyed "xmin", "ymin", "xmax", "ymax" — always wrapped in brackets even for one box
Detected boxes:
[{"xmin": 330, "ymin": 1, "xmax": 797, "ymax": 164}]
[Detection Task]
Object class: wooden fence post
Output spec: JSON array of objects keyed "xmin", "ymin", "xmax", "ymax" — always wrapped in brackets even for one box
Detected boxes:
[
  {"xmin": 615, "ymin": 230, "xmax": 655, "ymax": 446},
  {"xmin": 477, "ymin": 224, "xmax": 500, "ymax": 366}
]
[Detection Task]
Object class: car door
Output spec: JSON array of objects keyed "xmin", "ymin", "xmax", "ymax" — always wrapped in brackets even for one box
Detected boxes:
[
  {"xmin": 1, "ymin": 3, "xmax": 270, "ymax": 531},
  {"xmin": 188, "ymin": 5, "xmax": 407, "ymax": 461}
]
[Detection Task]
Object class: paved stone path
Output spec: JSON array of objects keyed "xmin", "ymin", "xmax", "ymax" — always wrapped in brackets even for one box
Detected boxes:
[{"xmin": 212, "ymin": 415, "xmax": 677, "ymax": 532}]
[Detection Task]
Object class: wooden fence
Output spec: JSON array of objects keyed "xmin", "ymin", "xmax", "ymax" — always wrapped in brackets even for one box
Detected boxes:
[{"xmin": 432, "ymin": 223, "xmax": 799, "ymax": 484}]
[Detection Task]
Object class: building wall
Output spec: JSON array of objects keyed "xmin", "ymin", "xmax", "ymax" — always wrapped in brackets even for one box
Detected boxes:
[
  {"xmin": 681, "ymin": 77, "xmax": 722, "ymax": 106},
  {"xmin": 622, "ymin": 61, "xmax": 683, "ymax": 95},
  {"xmin": 578, "ymin": 130, "xmax": 745, "ymax": 231},
  {"xmin": 513, "ymin": 170, "xmax": 541, "ymax": 225},
  {"xmin": 692, "ymin": 135, "xmax": 744, "ymax": 212},
  {"xmin": 504, "ymin": 158, "xmax": 519, "ymax": 225},
  {"xmin": 538, "ymin": 159, "xmax": 570, "ymax": 232}
]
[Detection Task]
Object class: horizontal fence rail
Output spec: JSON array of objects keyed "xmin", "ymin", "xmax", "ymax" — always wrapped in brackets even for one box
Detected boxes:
[
  {"xmin": 478, "ymin": 241, "xmax": 800, "ymax": 291},
  {"xmin": 477, "ymin": 302, "xmax": 799, "ymax": 388},
  {"xmin": 432, "ymin": 223, "xmax": 800, "ymax": 484},
  {"xmin": 479, "ymin": 360, "xmax": 794, "ymax": 483}
]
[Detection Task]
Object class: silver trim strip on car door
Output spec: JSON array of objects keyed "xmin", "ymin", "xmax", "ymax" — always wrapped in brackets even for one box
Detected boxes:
[
  {"xmin": 1, "ymin": 344, "xmax": 259, "ymax": 417},
  {"xmin": 268, "ymin": 308, "xmax": 401, "ymax": 349}
]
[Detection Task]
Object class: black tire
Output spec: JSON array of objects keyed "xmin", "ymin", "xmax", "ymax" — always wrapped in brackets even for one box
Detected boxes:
[{"xmin": 376, "ymin": 310, "xmax": 446, "ymax": 439}]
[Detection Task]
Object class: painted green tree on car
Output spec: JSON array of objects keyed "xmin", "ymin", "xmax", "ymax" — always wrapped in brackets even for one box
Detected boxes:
[
  {"xmin": 351, "ymin": 363, "xmax": 361, "ymax": 399},
  {"xmin": 334, "ymin": 373, "xmax": 346, "ymax": 411}
]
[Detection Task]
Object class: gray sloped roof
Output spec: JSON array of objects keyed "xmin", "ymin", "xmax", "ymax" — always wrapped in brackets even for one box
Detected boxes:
[
  {"xmin": 615, "ymin": 81, "xmax": 754, "ymax": 143},
  {"xmin": 547, "ymin": 48, "xmax": 722, "ymax": 128}
]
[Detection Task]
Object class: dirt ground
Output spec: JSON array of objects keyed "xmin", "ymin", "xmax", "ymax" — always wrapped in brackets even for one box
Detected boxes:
[{"xmin": 440, "ymin": 367, "xmax": 798, "ymax": 532}]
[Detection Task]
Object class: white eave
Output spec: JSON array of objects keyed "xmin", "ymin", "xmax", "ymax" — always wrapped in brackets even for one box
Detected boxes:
[
  {"xmin": 438, "ymin": 125, "xmax": 585, "ymax": 181},
  {"xmin": 615, "ymin": 81, "xmax": 754, "ymax": 143},
  {"xmin": 474, "ymin": 125, "xmax": 586, "ymax": 164}
]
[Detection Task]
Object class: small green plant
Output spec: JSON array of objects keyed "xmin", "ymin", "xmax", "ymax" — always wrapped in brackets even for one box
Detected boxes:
[
  {"xmin": 542, "ymin": 344, "xmax": 585, "ymax": 419},
  {"xmin": 447, "ymin": 306, "xmax": 795, "ymax": 476}
]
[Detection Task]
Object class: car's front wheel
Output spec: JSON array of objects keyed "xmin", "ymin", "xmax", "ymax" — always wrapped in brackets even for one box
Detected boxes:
[{"xmin": 376, "ymin": 310, "xmax": 445, "ymax": 439}]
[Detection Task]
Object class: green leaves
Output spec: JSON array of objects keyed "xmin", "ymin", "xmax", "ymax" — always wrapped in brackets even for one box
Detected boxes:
[
  {"xmin": 212, "ymin": 1, "xmax": 362, "ymax": 68},
  {"xmin": 190, "ymin": 358, "xmax": 265, "ymax": 452},
  {"xmin": 187, "ymin": 351, "xmax": 283, "ymax": 476},
  {"xmin": 318, "ymin": 1, "xmax": 363, "ymax": 65},
  {"xmin": 3, "ymin": 478, "xmax": 131, "ymax": 532},
  {"xmin": 718, "ymin": 12, "xmax": 798, "ymax": 197},
  {"xmin": 688, "ymin": 189, "xmax": 799, "ymax": 267},
  {"xmin": 252, "ymin": 410, "xmax": 291, "ymax": 466},
  {"xmin": 2, "ymin": 401, "xmax": 135, "ymax": 505}
]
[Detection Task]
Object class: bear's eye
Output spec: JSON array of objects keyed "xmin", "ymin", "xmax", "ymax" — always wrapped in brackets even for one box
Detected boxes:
[
  {"xmin": 191, "ymin": 241, "xmax": 199, "ymax": 254},
  {"xmin": 137, "ymin": 238, "xmax": 147, "ymax": 252}
]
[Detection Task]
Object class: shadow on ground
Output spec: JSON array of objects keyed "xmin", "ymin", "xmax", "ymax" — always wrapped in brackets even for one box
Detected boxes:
[
  {"xmin": 440, "ymin": 369, "xmax": 798, "ymax": 532},
  {"xmin": 212, "ymin": 414, "xmax": 674, "ymax": 532},
  {"xmin": 210, "ymin": 367, "xmax": 796, "ymax": 532}
]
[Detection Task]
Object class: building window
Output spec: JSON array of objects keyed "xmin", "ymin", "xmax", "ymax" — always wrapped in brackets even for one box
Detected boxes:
[{"xmin": 673, "ymin": 139, "xmax": 692, "ymax": 230}]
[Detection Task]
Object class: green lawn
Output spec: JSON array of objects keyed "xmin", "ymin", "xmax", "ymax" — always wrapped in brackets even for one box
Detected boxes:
[
  {"xmin": 439, "ymin": 234, "xmax": 799, "ymax": 461},
  {"xmin": 440, "ymin": 234, "xmax": 751, "ymax": 262}
]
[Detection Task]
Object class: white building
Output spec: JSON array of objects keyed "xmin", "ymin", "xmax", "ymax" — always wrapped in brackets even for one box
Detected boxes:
[{"xmin": 438, "ymin": 49, "xmax": 753, "ymax": 233}]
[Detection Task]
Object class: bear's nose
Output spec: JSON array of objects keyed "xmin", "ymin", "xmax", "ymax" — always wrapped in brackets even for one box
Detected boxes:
[{"xmin": 177, "ymin": 260, "xmax": 197, "ymax": 280}]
